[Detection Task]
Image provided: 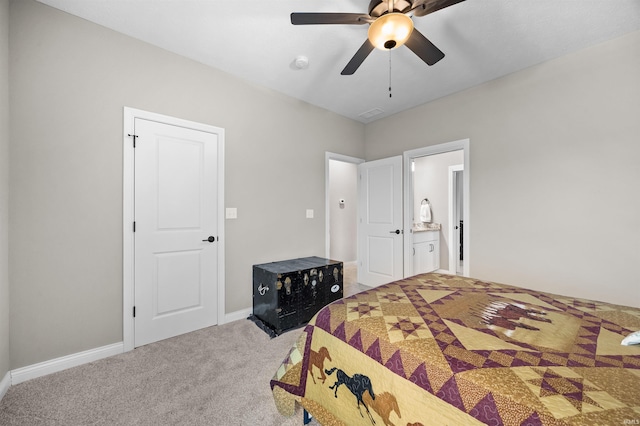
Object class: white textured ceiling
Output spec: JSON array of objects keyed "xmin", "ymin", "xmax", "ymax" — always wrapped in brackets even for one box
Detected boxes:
[{"xmin": 36, "ymin": 0, "xmax": 640, "ymax": 123}]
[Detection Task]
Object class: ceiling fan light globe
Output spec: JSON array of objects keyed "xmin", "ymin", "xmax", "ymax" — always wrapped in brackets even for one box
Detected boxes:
[{"xmin": 368, "ymin": 12, "xmax": 414, "ymax": 50}]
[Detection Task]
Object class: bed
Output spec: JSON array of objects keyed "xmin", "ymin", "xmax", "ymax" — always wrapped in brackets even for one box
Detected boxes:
[{"xmin": 270, "ymin": 272, "xmax": 640, "ymax": 425}]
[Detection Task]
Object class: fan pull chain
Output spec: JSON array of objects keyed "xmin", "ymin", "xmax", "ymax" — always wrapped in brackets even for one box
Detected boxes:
[{"xmin": 388, "ymin": 50, "xmax": 392, "ymax": 98}]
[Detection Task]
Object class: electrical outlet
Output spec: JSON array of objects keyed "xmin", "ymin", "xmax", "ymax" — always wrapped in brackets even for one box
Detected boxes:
[{"xmin": 306, "ymin": 209, "xmax": 314, "ymax": 219}]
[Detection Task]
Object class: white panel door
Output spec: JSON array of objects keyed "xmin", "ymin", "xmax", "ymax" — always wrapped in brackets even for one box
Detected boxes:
[
  {"xmin": 357, "ymin": 156, "xmax": 403, "ymax": 287},
  {"xmin": 134, "ymin": 118, "xmax": 218, "ymax": 347}
]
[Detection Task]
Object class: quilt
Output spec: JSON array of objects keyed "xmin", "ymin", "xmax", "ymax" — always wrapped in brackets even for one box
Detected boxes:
[{"xmin": 270, "ymin": 273, "xmax": 640, "ymax": 425}]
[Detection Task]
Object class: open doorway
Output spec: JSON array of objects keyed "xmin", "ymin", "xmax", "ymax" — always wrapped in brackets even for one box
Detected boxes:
[
  {"xmin": 325, "ymin": 153, "xmax": 363, "ymax": 262},
  {"xmin": 325, "ymin": 153, "xmax": 364, "ymax": 295},
  {"xmin": 403, "ymin": 140, "xmax": 470, "ymax": 278}
]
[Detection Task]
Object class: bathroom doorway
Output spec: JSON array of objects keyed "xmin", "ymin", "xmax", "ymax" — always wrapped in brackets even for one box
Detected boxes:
[{"xmin": 403, "ymin": 140, "xmax": 470, "ymax": 277}]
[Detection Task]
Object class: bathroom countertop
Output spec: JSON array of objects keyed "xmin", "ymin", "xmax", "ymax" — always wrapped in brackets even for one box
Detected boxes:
[{"xmin": 413, "ymin": 223, "xmax": 441, "ymax": 232}]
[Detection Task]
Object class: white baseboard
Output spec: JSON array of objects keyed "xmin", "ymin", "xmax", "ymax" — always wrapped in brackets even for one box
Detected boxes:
[
  {"xmin": 223, "ymin": 307, "xmax": 252, "ymax": 324},
  {"xmin": 0, "ymin": 371, "xmax": 10, "ymax": 401},
  {"xmin": 5, "ymin": 310, "xmax": 252, "ymax": 389},
  {"xmin": 11, "ymin": 342, "xmax": 124, "ymax": 385}
]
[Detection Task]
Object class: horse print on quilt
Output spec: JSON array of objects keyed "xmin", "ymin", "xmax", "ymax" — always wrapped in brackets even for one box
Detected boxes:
[{"xmin": 271, "ymin": 273, "xmax": 640, "ymax": 425}]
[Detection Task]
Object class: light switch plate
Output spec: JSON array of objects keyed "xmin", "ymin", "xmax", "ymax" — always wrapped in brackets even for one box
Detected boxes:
[
  {"xmin": 306, "ymin": 209, "xmax": 314, "ymax": 219},
  {"xmin": 226, "ymin": 208, "xmax": 237, "ymax": 219}
]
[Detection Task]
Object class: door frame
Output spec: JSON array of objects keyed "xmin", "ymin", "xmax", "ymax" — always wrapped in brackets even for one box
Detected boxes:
[
  {"xmin": 324, "ymin": 152, "xmax": 364, "ymax": 260},
  {"xmin": 448, "ymin": 164, "xmax": 464, "ymax": 274},
  {"xmin": 123, "ymin": 107, "xmax": 225, "ymax": 352},
  {"xmin": 403, "ymin": 139, "xmax": 470, "ymax": 278}
]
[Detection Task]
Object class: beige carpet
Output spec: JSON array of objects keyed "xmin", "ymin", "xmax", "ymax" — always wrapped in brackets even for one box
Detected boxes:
[
  {"xmin": 0, "ymin": 320, "xmax": 311, "ymax": 425},
  {"xmin": 0, "ymin": 262, "xmax": 367, "ymax": 425}
]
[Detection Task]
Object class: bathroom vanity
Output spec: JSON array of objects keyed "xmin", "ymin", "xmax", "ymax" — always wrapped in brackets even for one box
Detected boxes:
[{"xmin": 413, "ymin": 227, "xmax": 440, "ymax": 275}]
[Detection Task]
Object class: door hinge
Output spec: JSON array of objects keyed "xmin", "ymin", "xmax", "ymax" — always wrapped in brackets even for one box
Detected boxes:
[
  {"xmin": 133, "ymin": 221, "xmax": 136, "ymax": 232},
  {"xmin": 128, "ymin": 133, "xmax": 138, "ymax": 148},
  {"xmin": 133, "ymin": 306, "xmax": 136, "ymax": 318}
]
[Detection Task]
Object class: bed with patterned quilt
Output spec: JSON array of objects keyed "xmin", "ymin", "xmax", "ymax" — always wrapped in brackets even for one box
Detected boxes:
[{"xmin": 270, "ymin": 272, "xmax": 640, "ymax": 425}]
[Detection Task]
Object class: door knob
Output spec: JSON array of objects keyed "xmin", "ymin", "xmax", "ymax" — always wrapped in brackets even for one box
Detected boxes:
[
  {"xmin": 202, "ymin": 236, "xmax": 215, "ymax": 243},
  {"xmin": 389, "ymin": 229, "xmax": 401, "ymax": 234}
]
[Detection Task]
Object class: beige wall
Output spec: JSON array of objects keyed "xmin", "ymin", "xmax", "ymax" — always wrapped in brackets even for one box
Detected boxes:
[
  {"xmin": 8, "ymin": 0, "xmax": 364, "ymax": 368},
  {"xmin": 367, "ymin": 30, "xmax": 640, "ymax": 307},
  {"xmin": 0, "ymin": 0, "xmax": 10, "ymax": 380}
]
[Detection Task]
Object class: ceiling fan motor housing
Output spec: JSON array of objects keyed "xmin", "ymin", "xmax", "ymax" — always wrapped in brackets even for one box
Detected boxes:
[{"xmin": 368, "ymin": 0, "xmax": 413, "ymax": 17}]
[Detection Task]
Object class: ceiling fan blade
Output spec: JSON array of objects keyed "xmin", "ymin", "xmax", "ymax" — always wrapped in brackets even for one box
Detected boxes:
[
  {"xmin": 410, "ymin": 0, "xmax": 466, "ymax": 17},
  {"xmin": 341, "ymin": 39, "xmax": 375, "ymax": 75},
  {"xmin": 404, "ymin": 29, "xmax": 445, "ymax": 66},
  {"xmin": 291, "ymin": 13, "xmax": 371, "ymax": 25}
]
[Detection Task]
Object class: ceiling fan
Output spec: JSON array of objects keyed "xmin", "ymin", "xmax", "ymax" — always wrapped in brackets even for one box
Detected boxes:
[{"xmin": 291, "ymin": 0, "xmax": 466, "ymax": 75}]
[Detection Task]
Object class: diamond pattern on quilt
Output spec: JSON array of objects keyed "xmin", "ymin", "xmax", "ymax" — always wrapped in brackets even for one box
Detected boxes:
[
  {"xmin": 346, "ymin": 301, "xmax": 382, "ymax": 321},
  {"xmin": 521, "ymin": 367, "xmax": 611, "ymax": 418},
  {"xmin": 377, "ymin": 291, "xmax": 410, "ymax": 304},
  {"xmin": 384, "ymin": 315, "xmax": 432, "ymax": 343}
]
